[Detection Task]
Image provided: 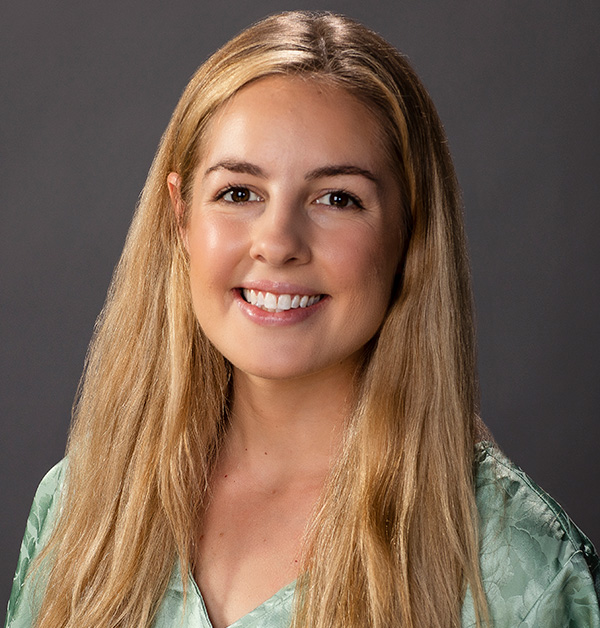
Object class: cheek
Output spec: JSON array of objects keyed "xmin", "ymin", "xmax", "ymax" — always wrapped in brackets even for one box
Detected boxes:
[
  {"xmin": 186, "ymin": 215, "xmax": 248, "ymax": 294},
  {"xmin": 326, "ymin": 226, "xmax": 401, "ymax": 300}
]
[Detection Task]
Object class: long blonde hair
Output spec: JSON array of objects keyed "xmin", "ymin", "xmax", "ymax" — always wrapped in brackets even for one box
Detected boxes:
[{"xmin": 33, "ymin": 11, "xmax": 488, "ymax": 628}]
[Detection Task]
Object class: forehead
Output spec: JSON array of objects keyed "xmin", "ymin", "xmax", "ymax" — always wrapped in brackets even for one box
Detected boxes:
[{"xmin": 198, "ymin": 75, "xmax": 389, "ymax": 171}]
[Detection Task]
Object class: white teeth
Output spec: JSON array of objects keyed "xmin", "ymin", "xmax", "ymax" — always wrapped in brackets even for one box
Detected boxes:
[
  {"xmin": 264, "ymin": 292, "xmax": 277, "ymax": 310},
  {"xmin": 241, "ymin": 289, "xmax": 322, "ymax": 312},
  {"xmin": 277, "ymin": 294, "xmax": 292, "ymax": 310}
]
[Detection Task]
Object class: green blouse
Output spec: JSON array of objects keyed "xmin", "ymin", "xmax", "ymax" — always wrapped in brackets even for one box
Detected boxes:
[{"xmin": 5, "ymin": 443, "xmax": 600, "ymax": 627}]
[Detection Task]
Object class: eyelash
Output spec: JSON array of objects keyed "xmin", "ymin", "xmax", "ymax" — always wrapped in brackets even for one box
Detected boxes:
[
  {"xmin": 214, "ymin": 185, "xmax": 262, "ymax": 204},
  {"xmin": 316, "ymin": 189, "xmax": 364, "ymax": 210},
  {"xmin": 214, "ymin": 184, "xmax": 364, "ymax": 210}
]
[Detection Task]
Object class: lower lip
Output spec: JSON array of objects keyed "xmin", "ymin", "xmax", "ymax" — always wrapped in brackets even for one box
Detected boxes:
[{"xmin": 234, "ymin": 290, "xmax": 327, "ymax": 326}]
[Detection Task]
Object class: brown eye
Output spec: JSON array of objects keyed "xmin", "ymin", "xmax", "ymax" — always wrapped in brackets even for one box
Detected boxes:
[
  {"xmin": 221, "ymin": 187, "xmax": 261, "ymax": 203},
  {"xmin": 330, "ymin": 192, "xmax": 350, "ymax": 206},
  {"xmin": 315, "ymin": 190, "xmax": 363, "ymax": 209}
]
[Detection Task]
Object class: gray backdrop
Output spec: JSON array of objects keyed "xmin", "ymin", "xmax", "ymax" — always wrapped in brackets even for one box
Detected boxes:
[{"xmin": 2, "ymin": 0, "xmax": 599, "ymax": 605}]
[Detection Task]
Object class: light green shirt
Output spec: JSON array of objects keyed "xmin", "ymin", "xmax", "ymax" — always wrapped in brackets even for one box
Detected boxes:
[{"xmin": 5, "ymin": 443, "xmax": 600, "ymax": 627}]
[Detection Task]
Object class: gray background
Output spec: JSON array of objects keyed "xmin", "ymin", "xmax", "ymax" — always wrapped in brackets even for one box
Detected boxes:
[{"xmin": 2, "ymin": 0, "xmax": 599, "ymax": 605}]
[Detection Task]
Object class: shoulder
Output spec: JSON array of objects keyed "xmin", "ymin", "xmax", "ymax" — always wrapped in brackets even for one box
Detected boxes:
[
  {"xmin": 5, "ymin": 459, "xmax": 67, "ymax": 627},
  {"xmin": 18, "ymin": 459, "xmax": 67, "ymax": 561},
  {"xmin": 26, "ymin": 460, "xmax": 67, "ymax": 523},
  {"xmin": 474, "ymin": 442, "xmax": 597, "ymax": 562},
  {"xmin": 466, "ymin": 442, "xmax": 600, "ymax": 627}
]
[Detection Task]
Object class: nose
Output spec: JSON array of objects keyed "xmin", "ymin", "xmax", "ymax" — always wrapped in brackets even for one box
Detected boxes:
[{"xmin": 249, "ymin": 199, "xmax": 311, "ymax": 266}]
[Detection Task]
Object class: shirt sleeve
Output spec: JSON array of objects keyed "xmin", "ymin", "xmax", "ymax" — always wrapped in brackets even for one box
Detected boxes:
[
  {"xmin": 517, "ymin": 547, "xmax": 600, "ymax": 627},
  {"xmin": 4, "ymin": 460, "xmax": 66, "ymax": 628},
  {"xmin": 464, "ymin": 443, "xmax": 600, "ymax": 627}
]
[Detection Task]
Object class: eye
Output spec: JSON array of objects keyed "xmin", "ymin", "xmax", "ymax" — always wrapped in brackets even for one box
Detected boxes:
[
  {"xmin": 315, "ymin": 190, "xmax": 363, "ymax": 209},
  {"xmin": 218, "ymin": 186, "xmax": 262, "ymax": 203}
]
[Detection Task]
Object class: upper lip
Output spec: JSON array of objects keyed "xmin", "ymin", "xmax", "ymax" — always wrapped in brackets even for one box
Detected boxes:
[{"xmin": 237, "ymin": 280, "xmax": 324, "ymax": 296}]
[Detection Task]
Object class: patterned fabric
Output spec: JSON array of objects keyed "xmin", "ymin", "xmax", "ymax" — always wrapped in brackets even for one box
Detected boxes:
[
  {"xmin": 5, "ymin": 444, "xmax": 600, "ymax": 627},
  {"xmin": 5, "ymin": 460, "xmax": 65, "ymax": 628},
  {"xmin": 154, "ymin": 561, "xmax": 295, "ymax": 628},
  {"xmin": 462, "ymin": 444, "xmax": 600, "ymax": 627}
]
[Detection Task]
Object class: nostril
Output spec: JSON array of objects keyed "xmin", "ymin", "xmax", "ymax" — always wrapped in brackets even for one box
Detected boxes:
[{"xmin": 249, "ymin": 214, "xmax": 311, "ymax": 266}]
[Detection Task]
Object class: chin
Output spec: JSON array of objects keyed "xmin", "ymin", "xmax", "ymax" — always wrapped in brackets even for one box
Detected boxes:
[{"xmin": 233, "ymin": 362, "xmax": 315, "ymax": 382}]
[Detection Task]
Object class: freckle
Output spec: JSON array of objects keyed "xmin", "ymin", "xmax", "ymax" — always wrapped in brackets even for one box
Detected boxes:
[
  {"xmin": 264, "ymin": 451, "xmax": 267, "ymax": 455},
  {"xmin": 219, "ymin": 532, "xmax": 224, "ymax": 537},
  {"xmin": 272, "ymin": 490, "xmax": 276, "ymax": 494}
]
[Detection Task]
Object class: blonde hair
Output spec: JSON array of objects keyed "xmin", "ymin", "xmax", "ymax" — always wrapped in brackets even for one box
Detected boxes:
[{"xmin": 32, "ymin": 11, "xmax": 488, "ymax": 628}]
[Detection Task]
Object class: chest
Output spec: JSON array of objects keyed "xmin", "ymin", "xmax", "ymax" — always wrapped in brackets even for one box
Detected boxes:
[{"xmin": 192, "ymin": 477, "xmax": 320, "ymax": 628}]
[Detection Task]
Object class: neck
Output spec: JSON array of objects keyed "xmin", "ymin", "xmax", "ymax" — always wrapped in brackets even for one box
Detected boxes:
[{"xmin": 223, "ymin": 364, "xmax": 356, "ymax": 485}]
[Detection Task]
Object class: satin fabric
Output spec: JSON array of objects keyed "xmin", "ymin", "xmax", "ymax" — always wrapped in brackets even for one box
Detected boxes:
[{"xmin": 5, "ymin": 443, "xmax": 600, "ymax": 627}]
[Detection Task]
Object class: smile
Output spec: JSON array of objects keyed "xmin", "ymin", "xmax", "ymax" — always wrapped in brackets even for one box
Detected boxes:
[{"xmin": 241, "ymin": 289, "xmax": 323, "ymax": 312}]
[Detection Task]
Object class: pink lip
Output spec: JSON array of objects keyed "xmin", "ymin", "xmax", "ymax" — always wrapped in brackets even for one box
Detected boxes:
[{"xmin": 233, "ymin": 288, "xmax": 328, "ymax": 326}]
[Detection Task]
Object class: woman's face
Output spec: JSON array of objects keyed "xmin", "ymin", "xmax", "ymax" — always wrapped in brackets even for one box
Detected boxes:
[{"xmin": 169, "ymin": 75, "xmax": 404, "ymax": 383}]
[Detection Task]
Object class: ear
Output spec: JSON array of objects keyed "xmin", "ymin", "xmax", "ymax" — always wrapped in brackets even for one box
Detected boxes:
[{"xmin": 167, "ymin": 172, "xmax": 188, "ymax": 249}]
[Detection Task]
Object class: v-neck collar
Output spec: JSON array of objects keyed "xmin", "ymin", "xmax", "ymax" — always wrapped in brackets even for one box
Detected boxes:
[{"xmin": 165, "ymin": 560, "xmax": 296, "ymax": 628}]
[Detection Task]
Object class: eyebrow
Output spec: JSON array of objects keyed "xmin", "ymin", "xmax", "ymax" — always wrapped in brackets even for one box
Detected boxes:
[
  {"xmin": 204, "ymin": 160, "xmax": 380, "ymax": 186},
  {"xmin": 305, "ymin": 165, "xmax": 379, "ymax": 185},
  {"xmin": 204, "ymin": 160, "xmax": 266, "ymax": 178}
]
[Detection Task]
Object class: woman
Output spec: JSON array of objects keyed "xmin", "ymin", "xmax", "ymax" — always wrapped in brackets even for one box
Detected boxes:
[{"xmin": 6, "ymin": 10, "xmax": 599, "ymax": 628}]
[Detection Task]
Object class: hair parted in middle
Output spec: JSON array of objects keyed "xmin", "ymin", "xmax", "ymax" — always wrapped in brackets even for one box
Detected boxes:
[{"xmin": 31, "ymin": 11, "xmax": 489, "ymax": 628}]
